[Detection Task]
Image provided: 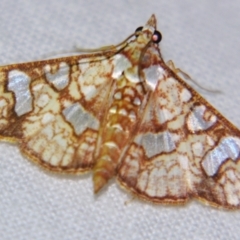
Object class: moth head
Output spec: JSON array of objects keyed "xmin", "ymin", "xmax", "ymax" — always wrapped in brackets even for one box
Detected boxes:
[{"xmin": 135, "ymin": 14, "xmax": 162, "ymax": 44}]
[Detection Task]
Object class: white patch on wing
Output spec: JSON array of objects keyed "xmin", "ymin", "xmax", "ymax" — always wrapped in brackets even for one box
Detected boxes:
[
  {"xmin": 8, "ymin": 70, "xmax": 33, "ymax": 116},
  {"xmin": 134, "ymin": 131, "xmax": 176, "ymax": 158},
  {"xmin": 143, "ymin": 65, "xmax": 165, "ymax": 90},
  {"xmin": 202, "ymin": 136, "xmax": 240, "ymax": 176},
  {"xmin": 81, "ymin": 85, "xmax": 97, "ymax": 101},
  {"xmin": 44, "ymin": 62, "xmax": 69, "ymax": 90},
  {"xmin": 180, "ymin": 88, "xmax": 192, "ymax": 102},
  {"xmin": 62, "ymin": 103, "xmax": 99, "ymax": 135},
  {"xmin": 112, "ymin": 54, "xmax": 132, "ymax": 79},
  {"xmin": 187, "ymin": 105, "xmax": 217, "ymax": 132}
]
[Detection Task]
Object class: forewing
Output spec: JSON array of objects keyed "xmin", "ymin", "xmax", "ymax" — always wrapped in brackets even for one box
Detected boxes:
[
  {"xmin": 117, "ymin": 56, "xmax": 240, "ymax": 208},
  {"xmin": 0, "ymin": 55, "xmax": 115, "ymax": 172}
]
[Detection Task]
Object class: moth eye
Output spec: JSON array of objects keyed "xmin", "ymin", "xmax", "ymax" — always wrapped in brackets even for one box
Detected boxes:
[
  {"xmin": 135, "ymin": 26, "xmax": 143, "ymax": 37},
  {"xmin": 152, "ymin": 30, "xmax": 162, "ymax": 43}
]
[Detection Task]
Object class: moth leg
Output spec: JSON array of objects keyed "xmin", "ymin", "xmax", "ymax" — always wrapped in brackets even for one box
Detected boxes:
[
  {"xmin": 167, "ymin": 60, "xmax": 192, "ymax": 79},
  {"xmin": 167, "ymin": 60, "xmax": 221, "ymax": 93}
]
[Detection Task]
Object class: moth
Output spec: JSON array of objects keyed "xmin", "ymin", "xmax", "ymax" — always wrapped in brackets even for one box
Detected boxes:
[{"xmin": 1, "ymin": 15, "xmax": 240, "ymax": 209}]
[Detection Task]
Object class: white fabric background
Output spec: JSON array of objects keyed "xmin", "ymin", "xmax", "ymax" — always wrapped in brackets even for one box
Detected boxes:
[{"xmin": 1, "ymin": 1, "xmax": 240, "ymax": 239}]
